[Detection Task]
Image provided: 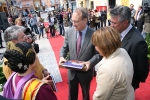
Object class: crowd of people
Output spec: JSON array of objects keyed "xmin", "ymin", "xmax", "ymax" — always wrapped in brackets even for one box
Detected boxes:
[{"xmin": 0, "ymin": 3, "xmax": 150, "ymax": 100}]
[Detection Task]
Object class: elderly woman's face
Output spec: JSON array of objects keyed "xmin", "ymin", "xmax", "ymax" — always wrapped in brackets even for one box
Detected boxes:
[
  {"xmin": 14, "ymin": 32, "xmax": 27, "ymax": 44},
  {"xmin": 95, "ymin": 46, "xmax": 103, "ymax": 56}
]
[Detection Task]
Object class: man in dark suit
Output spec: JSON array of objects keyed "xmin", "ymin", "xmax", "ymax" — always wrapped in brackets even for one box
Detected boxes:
[
  {"xmin": 130, "ymin": 4, "xmax": 136, "ymax": 26},
  {"xmin": 110, "ymin": 6, "xmax": 149, "ymax": 90},
  {"xmin": 59, "ymin": 7, "xmax": 100, "ymax": 100},
  {"xmin": 56, "ymin": 11, "xmax": 65, "ymax": 35},
  {"xmin": 100, "ymin": 9, "xmax": 107, "ymax": 27},
  {"xmin": 135, "ymin": 5, "xmax": 144, "ymax": 33}
]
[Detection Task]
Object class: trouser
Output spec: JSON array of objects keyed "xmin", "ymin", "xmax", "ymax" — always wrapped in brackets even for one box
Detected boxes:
[
  {"xmin": 137, "ymin": 21, "xmax": 144, "ymax": 33},
  {"xmin": 101, "ymin": 19, "xmax": 106, "ymax": 27},
  {"xmin": 95, "ymin": 22, "xmax": 100, "ymax": 30},
  {"xmin": 59, "ymin": 23, "xmax": 65, "ymax": 35},
  {"xmin": 68, "ymin": 74, "xmax": 91, "ymax": 100},
  {"xmin": 39, "ymin": 28, "xmax": 44, "ymax": 38},
  {"xmin": 33, "ymin": 25, "xmax": 39, "ymax": 34},
  {"xmin": 49, "ymin": 25, "xmax": 55, "ymax": 36}
]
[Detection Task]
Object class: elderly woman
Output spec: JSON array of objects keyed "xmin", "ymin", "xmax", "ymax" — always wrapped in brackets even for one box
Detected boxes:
[
  {"xmin": 3, "ymin": 26, "xmax": 47, "ymax": 80},
  {"xmin": 92, "ymin": 26, "xmax": 134, "ymax": 100},
  {"xmin": 3, "ymin": 42, "xmax": 57, "ymax": 100}
]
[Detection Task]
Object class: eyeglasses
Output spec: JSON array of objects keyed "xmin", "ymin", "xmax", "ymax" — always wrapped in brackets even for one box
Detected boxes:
[
  {"xmin": 110, "ymin": 21, "xmax": 118, "ymax": 25},
  {"xmin": 70, "ymin": 19, "xmax": 83, "ymax": 24}
]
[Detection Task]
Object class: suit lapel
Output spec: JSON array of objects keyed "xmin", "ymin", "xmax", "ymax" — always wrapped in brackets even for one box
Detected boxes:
[
  {"xmin": 121, "ymin": 27, "xmax": 134, "ymax": 48},
  {"xmin": 78, "ymin": 28, "xmax": 91, "ymax": 58}
]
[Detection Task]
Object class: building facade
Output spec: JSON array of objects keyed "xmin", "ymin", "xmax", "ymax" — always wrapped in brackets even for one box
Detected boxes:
[
  {"xmin": 76, "ymin": 0, "xmax": 143, "ymax": 10},
  {"xmin": 0, "ymin": 0, "xmax": 61, "ymax": 16}
]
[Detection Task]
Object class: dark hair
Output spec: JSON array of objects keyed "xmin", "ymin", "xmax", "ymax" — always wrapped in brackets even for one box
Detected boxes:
[
  {"xmin": 4, "ymin": 42, "xmax": 36, "ymax": 74},
  {"xmin": 110, "ymin": 6, "xmax": 131, "ymax": 24}
]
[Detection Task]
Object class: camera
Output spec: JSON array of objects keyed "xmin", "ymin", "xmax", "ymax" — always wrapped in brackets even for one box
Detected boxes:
[
  {"xmin": 142, "ymin": 0, "xmax": 150, "ymax": 13},
  {"xmin": 24, "ymin": 27, "xmax": 37, "ymax": 43}
]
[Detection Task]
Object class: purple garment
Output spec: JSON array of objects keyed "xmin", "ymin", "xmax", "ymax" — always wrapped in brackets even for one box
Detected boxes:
[
  {"xmin": 36, "ymin": 84, "xmax": 58, "ymax": 100},
  {"xmin": 3, "ymin": 72, "xmax": 34, "ymax": 99}
]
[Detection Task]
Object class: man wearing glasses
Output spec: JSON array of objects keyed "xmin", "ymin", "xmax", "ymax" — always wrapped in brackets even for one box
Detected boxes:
[
  {"xmin": 59, "ymin": 7, "xmax": 100, "ymax": 100},
  {"xmin": 110, "ymin": 6, "xmax": 149, "ymax": 90}
]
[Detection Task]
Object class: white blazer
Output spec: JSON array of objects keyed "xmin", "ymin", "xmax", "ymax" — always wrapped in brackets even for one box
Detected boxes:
[{"xmin": 93, "ymin": 48, "xmax": 134, "ymax": 100}]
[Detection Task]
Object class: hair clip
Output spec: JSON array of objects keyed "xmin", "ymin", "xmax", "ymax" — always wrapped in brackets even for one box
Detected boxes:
[
  {"xmin": 26, "ymin": 48, "xmax": 33, "ymax": 56},
  {"xmin": 15, "ymin": 47, "xmax": 23, "ymax": 54},
  {"xmin": 18, "ymin": 63, "xmax": 23, "ymax": 69},
  {"xmin": 24, "ymin": 65, "xmax": 28, "ymax": 70}
]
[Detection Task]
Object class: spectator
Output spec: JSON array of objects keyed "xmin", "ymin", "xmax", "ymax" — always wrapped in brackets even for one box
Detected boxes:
[
  {"xmin": 89, "ymin": 11, "xmax": 96, "ymax": 29},
  {"xmin": 94, "ymin": 10, "xmax": 100, "ymax": 30},
  {"xmin": 100, "ymin": 8, "xmax": 107, "ymax": 27},
  {"xmin": 134, "ymin": 5, "xmax": 144, "ymax": 33},
  {"xmin": 130, "ymin": 4, "xmax": 136, "ymax": 26},
  {"xmin": 30, "ymin": 14, "xmax": 39, "ymax": 34},
  {"xmin": 0, "ymin": 30, "xmax": 4, "ymax": 48},
  {"xmin": 8, "ymin": 17, "xmax": 14, "ymax": 26},
  {"xmin": 57, "ymin": 11, "xmax": 65, "ymax": 35},
  {"xmin": 107, "ymin": 7, "xmax": 112, "ymax": 26},
  {"xmin": 37, "ymin": 17, "xmax": 44, "ymax": 39},
  {"xmin": 47, "ymin": 14, "xmax": 55, "ymax": 37}
]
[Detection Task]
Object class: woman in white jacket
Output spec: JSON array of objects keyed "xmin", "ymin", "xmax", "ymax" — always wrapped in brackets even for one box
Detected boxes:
[{"xmin": 92, "ymin": 26, "xmax": 134, "ymax": 100}]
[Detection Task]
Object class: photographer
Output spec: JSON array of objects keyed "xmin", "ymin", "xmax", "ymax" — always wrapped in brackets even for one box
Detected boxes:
[{"xmin": 138, "ymin": 9, "xmax": 150, "ymax": 39}]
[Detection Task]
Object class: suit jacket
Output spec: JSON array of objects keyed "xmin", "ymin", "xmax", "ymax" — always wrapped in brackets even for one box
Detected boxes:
[
  {"xmin": 130, "ymin": 8, "xmax": 136, "ymax": 24},
  {"xmin": 138, "ymin": 13, "xmax": 150, "ymax": 33},
  {"xmin": 93, "ymin": 48, "xmax": 134, "ymax": 100},
  {"xmin": 60, "ymin": 27, "xmax": 100, "ymax": 83},
  {"xmin": 100, "ymin": 10, "xmax": 107, "ymax": 20},
  {"xmin": 136, "ymin": 10, "xmax": 144, "ymax": 32},
  {"xmin": 121, "ymin": 26, "xmax": 149, "ymax": 89},
  {"xmin": 89, "ymin": 15, "xmax": 96, "ymax": 28}
]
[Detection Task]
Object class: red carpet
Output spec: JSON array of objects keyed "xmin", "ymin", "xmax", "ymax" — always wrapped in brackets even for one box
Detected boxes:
[{"xmin": 46, "ymin": 22, "xmax": 150, "ymax": 100}]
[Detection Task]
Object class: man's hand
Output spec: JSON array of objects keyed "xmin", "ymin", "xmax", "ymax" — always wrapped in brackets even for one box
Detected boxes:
[
  {"xmin": 59, "ymin": 57, "xmax": 67, "ymax": 65},
  {"xmin": 43, "ymin": 69, "xmax": 50, "ymax": 77},
  {"xmin": 42, "ymin": 75, "xmax": 53, "ymax": 85},
  {"xmin": 26, "ymin": 35, "xmax": 33, "ymax": 44},
  {"xmin": 82, "ymin": 61, "xmax": 91, "ymax": 71}
]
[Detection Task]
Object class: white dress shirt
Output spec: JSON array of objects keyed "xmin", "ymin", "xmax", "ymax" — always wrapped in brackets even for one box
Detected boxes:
[{"xmin": 120, "ymin": 24, "xmax": 132, "ymax": 41}]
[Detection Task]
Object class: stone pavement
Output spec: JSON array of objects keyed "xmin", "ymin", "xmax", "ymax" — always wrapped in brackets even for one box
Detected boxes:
[{"xmin": 35, "ymin": 35, "xmax": 62, "ymax": 83}]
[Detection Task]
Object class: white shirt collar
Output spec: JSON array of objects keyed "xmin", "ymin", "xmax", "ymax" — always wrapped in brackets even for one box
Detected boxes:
[{"xmin": 120, "ymin": 24, "xmax": 132, "ymax": 41}]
